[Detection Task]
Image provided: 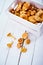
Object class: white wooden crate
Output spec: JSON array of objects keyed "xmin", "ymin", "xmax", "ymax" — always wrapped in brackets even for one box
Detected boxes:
[{"xmin": 5, "ymin": 0, "xmax": 43, "ymax": 37}]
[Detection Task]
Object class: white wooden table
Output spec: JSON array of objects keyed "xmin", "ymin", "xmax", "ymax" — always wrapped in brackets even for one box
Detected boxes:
[{"xmin": 0, "ymin": 0, "xmax": 43, "ymax": 65}]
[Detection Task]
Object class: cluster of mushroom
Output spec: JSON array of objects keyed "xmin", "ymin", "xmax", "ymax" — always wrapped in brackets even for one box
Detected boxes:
[
  {"xmin": 6, "ymin": 32, "xmax": 31, "ymax": 53},
  {"xmin": 17, "ymin": 32, "xmax": 31, "ymax": 53}
]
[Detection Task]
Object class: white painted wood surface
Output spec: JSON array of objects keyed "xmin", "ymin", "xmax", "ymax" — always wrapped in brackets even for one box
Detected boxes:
[{"xmin": 0, "ymin": 0, "xmax": 43, "ymax": 65}]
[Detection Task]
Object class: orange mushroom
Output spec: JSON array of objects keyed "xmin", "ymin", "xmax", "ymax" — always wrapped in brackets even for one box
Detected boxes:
[
  {"xmin": 25, "ymin": 38, "xmax": 30, "ymax": 44},
  {"xmin": 7, "ymin": 33, "xmax": 16, "ymax": 40},
  {"xmin": 7, "ymin": 42, "xmax": 13, "ymax": 48},
  {"xmin": 22, "ymin": 32, "xmax": 28, "ymax": 39},
  {"xmin": 21, "ymin": 47, "xmax": 27, "ymax": 53},
  {"xmin": 17, "ymin": 43, "xmax": 22, "ymax": 48},
  {"xmin": 18, "ymin": 38, "xmax": 24, "ymax": 44}
]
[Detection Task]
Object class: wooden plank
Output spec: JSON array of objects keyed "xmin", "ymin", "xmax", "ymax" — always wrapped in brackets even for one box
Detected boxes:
[
  {"xmin": 19, "ymin": 32, "xmax": 36, "ymax": 65},
  {"xmin": 0, "ymin": 19, "xmax": 28, "ymax": 65}
]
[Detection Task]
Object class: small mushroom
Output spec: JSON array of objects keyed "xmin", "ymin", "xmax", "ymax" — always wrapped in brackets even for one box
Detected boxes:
[
  {"xmin": 7, "ymin": 42, "xmax": 13, "ymax": 48},
  {"xmin": 22, "ymin": 32, "xmax": 28, "ymax": 39},
  {"xmin": 7, "ymin": 33, "xmax": 16, "ymax": 40},
  {"xmin": 21, "ymin": 47, "xmax": 27, "ymax": 53},
  {"xmin": 25, "ymin": 38, "xmax": 30, "ymax": 44},
  {"xmin": 18, "ymin": 38, "xmax": 24, "ymax": 44},
  {"xmin": 17, "ymin": 43, "xmax": 22, "ymax": 48}
]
